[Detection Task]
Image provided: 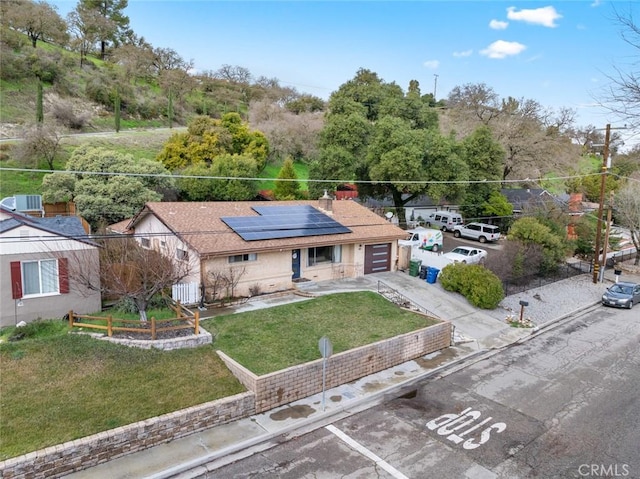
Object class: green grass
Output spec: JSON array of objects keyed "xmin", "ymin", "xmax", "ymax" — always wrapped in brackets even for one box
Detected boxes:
[
  {"xmin": 259, "ymin": 161, "xmax": 309, "ymax": 192},
  {"xmin": 203, "ymin": 291, "xmax": 438, "ymax": 375},
  {"xmin": 0, "ymin": 292, "xmax": 437, "ymax": 459},
  {"xmin": 0, "ymin": 327, "xmax": 244, "ymax": 460}
]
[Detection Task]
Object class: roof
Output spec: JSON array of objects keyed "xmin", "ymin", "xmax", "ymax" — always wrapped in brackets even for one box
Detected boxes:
[
  {"xmin": 127, "ymin": 200, "xmax": 407, "ymax": 256},
  {"xmin": 501, "ymin": 188, "xmax": 567, "ymax": 211},
  {"xmin": 0, "ymin": 208, "xmax": 95, "ymax": 245}
]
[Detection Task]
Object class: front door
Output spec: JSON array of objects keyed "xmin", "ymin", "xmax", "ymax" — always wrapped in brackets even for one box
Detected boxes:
[{"xmin": 292, "ymin": 249, "xmax": 301, "ymax": 279}]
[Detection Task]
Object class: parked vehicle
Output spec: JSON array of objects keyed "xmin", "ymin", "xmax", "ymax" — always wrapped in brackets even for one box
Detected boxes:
[
  {"xmin": 442, "ymin": 246, "xmax": 488, "ymax": 264},
  {"xmin": 601, "ymin": 281, "xmax": 640, "ymax": 309},
  {"xmin": 399, "ymin": 227, "xmax": 444, "ymax": 252},
  {"xmin": 425, "ymin": 211, "xmax": 463, "ymax": 232},
  {"xmin": 453, "ymin": 222, "xmax": 501, "ymax": 243}
]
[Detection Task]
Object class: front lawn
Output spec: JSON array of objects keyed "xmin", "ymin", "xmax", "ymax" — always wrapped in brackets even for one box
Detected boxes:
[
  {"xmin": 0, "ymin": 291, "xmax": 437, "ymax": 460},
  {"xmin": 0, "ymin": 332, "xmax": 244, "ymax": 460},
  {"xmin": 203, "ymin": 291, "xmax": 439, "ymax": 375}
]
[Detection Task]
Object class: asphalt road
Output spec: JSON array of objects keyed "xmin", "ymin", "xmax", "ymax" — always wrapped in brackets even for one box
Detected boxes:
[{"xmin": 201, "ymin": 304, "xmax": 640, "ymax": 479}]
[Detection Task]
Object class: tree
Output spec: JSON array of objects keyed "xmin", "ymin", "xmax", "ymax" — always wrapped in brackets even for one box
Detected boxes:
[
  {"xmin": 77, "ymin": 0, "xmax": 130, "ymax": 60},
  {"xmin": 313, "ymin": 69, "xmax": 468, "ymax": 226},
  {"xmin": 273, "ymin": 157, "xmax": 301, "ymax": 200},
  {"xmin": 206, "ymin": 153, "xmax": 259, "ymax": 200},
  {"xmin": 614, "ymin": 181, "xmax": 640, "ymax": 265},
  {"xmin": 67, "ymin": 6, "xmax": 104, "ymax": 66},
  {"xmin": 41, "ymin": 145, "xmax": 173, "ymax": 228},
  {"xmin": 249, "ymin": 99, "xmax": 323, "ymax": 163},
  {"xmin": 68, "ymin": 235, "xmax": 193, "ymax": 321},
  {"xmin": 0, "ymin": 0, "xmax": 68, "ymax": 48},
  {"xmin": 481, "ymin": 190, "xmax": 514, "ymax": 233},
  {"xmin": 458, "ymin": 125, "xmax": 504, "ymax": 221},
  {"xmin": 600, "ymin": 6, "xmax": 640, "ymax": 130},
  {"xmin": 157, "ymin": 113, "xmax": 269, "ymax": 172},
  {"xmin": 13, "ymin": 123, "xmax": 63, "ymax": 169},
  {"xmin": 507, "ymin": 217, "xmax": 569, "ymax": 274},
  {"xmin": 444, "ymin": 83, "xmax": 579, "ymax": 181}
]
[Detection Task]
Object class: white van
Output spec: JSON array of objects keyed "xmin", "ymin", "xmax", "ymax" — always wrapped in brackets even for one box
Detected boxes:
[
  {"xmin": 425, "ymin": 211, "xmax": 463, "ymax": 232},
  {"xmin": 399, "ymin": 227, "xmax": 444, "ymax": 252}
]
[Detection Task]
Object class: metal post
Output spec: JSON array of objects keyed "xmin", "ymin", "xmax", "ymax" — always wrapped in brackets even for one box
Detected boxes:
[{"xmin": 592, "ymin": 124, "xmax": 610, "ymax": 283}]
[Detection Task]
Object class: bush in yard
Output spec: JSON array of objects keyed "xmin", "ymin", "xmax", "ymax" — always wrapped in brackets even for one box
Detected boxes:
[{"xmin": 439, "ymin": 263, "xmax": 504, "ymax": 309}]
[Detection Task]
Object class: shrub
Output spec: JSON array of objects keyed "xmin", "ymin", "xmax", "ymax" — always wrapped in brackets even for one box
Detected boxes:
[
  {"xmin": 112, "ymin": 294, "xmax": 169, "ymax": 315},
  {"xmin": 2, "ymin": 319, "xmax": 67, "ymax": 342},
  {"xmin": 440, "ymin": 263, "xmax": 504, "ymax": 309}
]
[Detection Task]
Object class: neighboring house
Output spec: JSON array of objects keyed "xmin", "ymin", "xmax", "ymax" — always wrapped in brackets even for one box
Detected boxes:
[
  {"xmin": 501, "ymin": 188, "xmax": 568, "ymax": 216},
  {"xmin": 358, "ymin": 194, "xmax": 461, "ymax": 228},
  {"xmin": 119, "ymin": 196, "xmax": 407, "ymax": 304},
  {"xmin": 0, "ymin": 207, "xmax": 101, "ymax": 327}
]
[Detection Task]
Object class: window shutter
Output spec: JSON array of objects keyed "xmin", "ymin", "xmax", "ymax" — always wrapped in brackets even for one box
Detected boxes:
[
  {"xmin": 10, "ymin": 261, "xmax": 22, "ymax": 299},
  {"xmin": 58, "ymin": 258, "xmax": 69, "ymax": 294}
]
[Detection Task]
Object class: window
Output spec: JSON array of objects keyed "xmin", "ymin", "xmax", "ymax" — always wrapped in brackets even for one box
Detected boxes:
[
  {"xmin": 140, "ymin": 237, "xmax": 150, "ymax": 248},
  {"xmin": 229, "ymin": 253, "xmax": 257, "ymax": 263},
  {"xmin": 308, "ymin": 245, "xmax": 341, "ymax": 266},
  {"xmin": 176, "ymin": 248, "xmax": 189, "ymax": 261},
  {"xmin": 10, "ymin": 258, "xmax": 69, "ymax": 298}
]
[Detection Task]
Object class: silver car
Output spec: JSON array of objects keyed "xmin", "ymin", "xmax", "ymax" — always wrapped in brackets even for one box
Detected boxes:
[{"xmin": 601, "ymin": 282, "xmax": 640, "ymax": 309}]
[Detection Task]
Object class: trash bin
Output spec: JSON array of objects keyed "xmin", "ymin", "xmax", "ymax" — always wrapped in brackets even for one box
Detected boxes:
[
  {"xmin": 426, "ymin": 266, "xmax": 440, "ymax": 284},
  {"xmin": 419, "ymin": 265, "xmax": 428, "ymax": 279},
  {"xmin": 409, "ymin": 259, "xmax": 422, "ymax": 277}
]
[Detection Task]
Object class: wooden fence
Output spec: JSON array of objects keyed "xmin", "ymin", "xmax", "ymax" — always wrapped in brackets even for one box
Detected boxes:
[{"xmin": 68, "ymin": 305, "xmax": 199, "ymax": 340}]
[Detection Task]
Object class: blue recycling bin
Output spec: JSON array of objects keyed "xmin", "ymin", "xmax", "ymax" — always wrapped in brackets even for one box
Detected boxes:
[{"xmin": 426, "ymin": 266, "xmax": 440, "ymax": 284}]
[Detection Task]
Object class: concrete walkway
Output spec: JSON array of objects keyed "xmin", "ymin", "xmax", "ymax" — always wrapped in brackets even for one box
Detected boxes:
[{"xmin": 65, "ymin": 267, "xmax": 640, "ymax": 479}]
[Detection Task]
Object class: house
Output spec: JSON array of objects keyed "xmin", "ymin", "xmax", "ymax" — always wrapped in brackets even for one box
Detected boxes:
[
  {"xmin": 120, "ymin": 196, "xmax": 407, "ymax": 304},
  {"xmin": 0, "ymin": 207, "xmax": 101, "ymax": 327},
  {"xmin": 358, "ymin": 194, "xmax": 461, "ymax": 229},
  {"xmin": 501, "ymin": 188, "xmax": 568, "ymax": 216}
]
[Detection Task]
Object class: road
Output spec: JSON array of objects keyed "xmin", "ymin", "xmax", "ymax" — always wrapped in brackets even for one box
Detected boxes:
[{"xmin": 197, "ymin": 304, "xmax": 640, "ymax": 478}]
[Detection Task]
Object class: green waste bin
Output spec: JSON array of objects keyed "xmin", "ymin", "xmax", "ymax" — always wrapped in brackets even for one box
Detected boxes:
[{"xmin": 409, "ymin": 259, "xmax": 422, "ymax": 277}]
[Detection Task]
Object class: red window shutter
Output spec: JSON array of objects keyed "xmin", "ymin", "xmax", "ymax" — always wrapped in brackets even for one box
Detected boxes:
[
  {"xmin": 58, "ymin": 258, "xmax": 69, "ymax": 294},
  {"xmin": 10, "ymin": 261, "xmax": 22, "ymax": 299}
]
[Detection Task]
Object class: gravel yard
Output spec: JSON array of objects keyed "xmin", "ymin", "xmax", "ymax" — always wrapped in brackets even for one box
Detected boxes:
[{"xmin": 488, "ymin": 260, "xmax": 640, "ymax": 326}]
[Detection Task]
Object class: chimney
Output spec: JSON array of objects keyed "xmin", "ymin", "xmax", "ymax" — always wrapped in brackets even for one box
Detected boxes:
[{"xmin": 318, "ymin": 190, "xmax": 333, "ymax": 212}]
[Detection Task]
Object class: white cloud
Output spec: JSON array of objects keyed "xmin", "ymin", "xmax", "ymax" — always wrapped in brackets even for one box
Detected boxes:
[
  {"xmin": 453, "ymin": 49, "xmax": 473, "ymax": 58},
  {"xmin": 489, "ymin": 19, "xmax": 509, "ymax": 30},
  {"xmin": 480, "ymin": 40, "xmax": 526, "ymax": 59},
  {"xmin": 423, "ymin": 60, "xmax": 440, "ymax": 69},
  {"xmin": 506, "ymin": 6, "xmax": 562, "ymax": 28}
]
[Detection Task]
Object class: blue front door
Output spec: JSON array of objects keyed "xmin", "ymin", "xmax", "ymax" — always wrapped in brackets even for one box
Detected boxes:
[{"xmin": 292, "ymin": 249, "xmax": 301, "ymax": 279}]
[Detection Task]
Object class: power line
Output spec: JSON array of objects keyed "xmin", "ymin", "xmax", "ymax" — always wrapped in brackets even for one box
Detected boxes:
[{"xmin": 0, "ymin": 167, "xmax": 603, "ymax": 185}]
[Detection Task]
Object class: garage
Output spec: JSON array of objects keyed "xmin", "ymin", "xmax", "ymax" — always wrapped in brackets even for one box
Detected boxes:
[{"xmin": 364, "ymin": 243, "xmax": 391, "ymax": 274}]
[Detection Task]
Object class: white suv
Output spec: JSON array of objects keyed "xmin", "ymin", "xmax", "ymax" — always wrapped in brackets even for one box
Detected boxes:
[{"xmin": 453, "ymin": 222, "xmax": 501, "ymax": 243}]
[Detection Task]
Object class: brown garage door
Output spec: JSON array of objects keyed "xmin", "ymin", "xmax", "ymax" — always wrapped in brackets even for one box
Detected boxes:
[{"xmin": 364, "ymin": 243, "xmax": 391, "ymax": 274}]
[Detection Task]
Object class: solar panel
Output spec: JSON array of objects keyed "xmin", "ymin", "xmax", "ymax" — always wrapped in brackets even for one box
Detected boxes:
[{"xmin": 222, "ymin": 205, "xmax": 351, "ymax": 241}]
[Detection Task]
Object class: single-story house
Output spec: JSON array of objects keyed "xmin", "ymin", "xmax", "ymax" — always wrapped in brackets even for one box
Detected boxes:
[
  {"xmin": 119, "ymin": 196, "xmax": 407, "ymax": 304},
  {"xmin": 501, "ymin": 188, "xmax": 569, "ymax": 216},
  {"xmin": 0, "ymin": 207, "xmax": 101, "ymax": 327}
]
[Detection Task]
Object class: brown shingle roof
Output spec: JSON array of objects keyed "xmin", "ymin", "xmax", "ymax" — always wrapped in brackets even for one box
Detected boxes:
[{"xmin": 132, "ymin": 200, "xmax": 406, "ymax": 257}]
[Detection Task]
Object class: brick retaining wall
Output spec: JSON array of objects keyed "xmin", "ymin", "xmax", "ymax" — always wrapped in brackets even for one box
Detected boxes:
[
  {"xmin": 0, "ymin": 392, "xmax": 255, "ymax": 479},
  {"xmin": 218, "ymin": 321, "xmax": 452, "ymax": 413}
]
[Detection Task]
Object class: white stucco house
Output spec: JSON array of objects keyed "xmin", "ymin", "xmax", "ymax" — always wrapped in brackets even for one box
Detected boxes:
[{"xmin": 115, "ymin": 196, "xmax": 407, "ymax": 304}]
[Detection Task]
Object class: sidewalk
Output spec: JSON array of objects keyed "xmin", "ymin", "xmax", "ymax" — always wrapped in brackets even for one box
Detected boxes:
[{"xmin": 65, "ymin": 267, "xmax": 640, "ymax": 479}]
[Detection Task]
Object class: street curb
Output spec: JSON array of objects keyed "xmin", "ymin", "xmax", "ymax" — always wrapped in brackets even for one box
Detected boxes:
[{"xmin": 143, "ymin": 347, "xmax": 492, "ymax": 479}]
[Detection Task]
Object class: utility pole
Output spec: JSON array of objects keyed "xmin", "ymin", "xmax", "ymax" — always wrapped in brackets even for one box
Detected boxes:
[
  {"xmin": 592, "ymin": 124, "xmax": 611, "ymax": 283},
  {"xmin": 601, "ymin": 191, "xmax": 615, "ymax": 278},
  {"xmin": 433, "ymin": 74, "xmax": 439, "ymax": 100}
]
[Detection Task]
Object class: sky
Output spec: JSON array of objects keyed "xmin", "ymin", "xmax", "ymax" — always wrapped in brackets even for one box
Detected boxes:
[{"xmin": 49, "ymin": 0, "xmax": 639, "ymax": 147}]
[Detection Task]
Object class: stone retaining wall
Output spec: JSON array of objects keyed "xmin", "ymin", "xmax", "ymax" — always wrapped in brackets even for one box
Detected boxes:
[
  {"xmin": 100, "ymin": 329, "xmax": 213, "ymax": 350},
  {"xmin": 0, "ymin": 392, "xmax": 255, "ymax": 479},
  {"xmin": 218, "ymin": 320, "xmax": 452, "ymax": 412}
]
